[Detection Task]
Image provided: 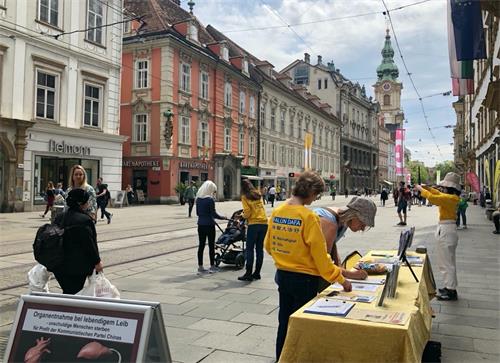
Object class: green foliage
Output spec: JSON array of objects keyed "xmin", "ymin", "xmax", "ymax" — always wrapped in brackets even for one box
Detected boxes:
[
  {"xmin": 174, "ymin": 182, "xmax": 187, "ymax": 195},
  {"xmin": 434, "ymin": 160, "xmax": 457, "ymax": 177},
  {"xmin": 407, "ymin": 160, "xmax": 430, "ymax": 184}
]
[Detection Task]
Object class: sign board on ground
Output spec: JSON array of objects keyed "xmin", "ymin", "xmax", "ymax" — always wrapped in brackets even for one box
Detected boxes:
[
  {"xmin": 5, "ymin": 293, "xmax": 171, "ymax": 363},
  {"xmin": 136, "ymin": 190, "xmax": 145, "ymax": 203},
  {"xmin": 114, "ymin": 190, "xmax": 127, "ymax": 207}
]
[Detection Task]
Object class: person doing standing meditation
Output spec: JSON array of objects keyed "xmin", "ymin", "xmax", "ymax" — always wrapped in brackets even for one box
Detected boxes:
[
  {"xmin": 265, "ymin": 171, "xmax": 352, "ymax": 361},
  {"xmin": 53, "ymin": 189, "xmax": 103, "ymax": 294},
  {"xmin": 238, "ymin": 180, "xmax": 268, "ymax": 281},
  {"xmin": 415, "ymin": 172, "xmax": 461, "ymax": 301},
  {"xmin": 196, "ymin": 181, "xmax": 226, "ymax": 274}
]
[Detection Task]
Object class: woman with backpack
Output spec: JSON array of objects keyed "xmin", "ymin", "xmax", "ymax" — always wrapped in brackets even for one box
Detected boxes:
[
  {"xmin": 40, "ymin": 181, "xmax": 55, "ymax": 218},
  {"xmin": 53, "ymin": 189, "xmax": 103, "ymax": 294},
  {"xmin": 66, "ymin": 165, "xmax": 97, "ymax": 222},
  {"xmin": 238, "ymin": 179, "xmax": 268, "ymax": 281}
]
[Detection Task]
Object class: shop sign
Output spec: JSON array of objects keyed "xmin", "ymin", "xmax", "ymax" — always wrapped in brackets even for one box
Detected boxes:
[
  {"xmin": 49, "ymin": 140, "xmax": 91, "ymax": 156},
  {"xmin": 122, "ymin": 160, "xmax": 160, "ymax": 168},
  {"xmin": 179, "ymin": 161, "xmax": 208, "ymax": 170}
]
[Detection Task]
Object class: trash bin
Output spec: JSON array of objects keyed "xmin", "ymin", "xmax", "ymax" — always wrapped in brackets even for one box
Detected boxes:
[{"xmin": 50, "ymin": 205, "xmax": 65, "ymax": 223}]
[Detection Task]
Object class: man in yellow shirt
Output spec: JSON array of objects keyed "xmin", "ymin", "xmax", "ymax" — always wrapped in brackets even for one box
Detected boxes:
[
  {"xmin": 264, "ymin": 171, "xmax": 351, "ymax": 361},
  {"xmin": 415, "ymin": 172, "xmax": 461, "ymax": 301}
]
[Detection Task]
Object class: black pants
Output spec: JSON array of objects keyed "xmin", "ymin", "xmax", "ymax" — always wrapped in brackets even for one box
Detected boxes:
[
  {"xmin": 98, "ymin": 199, "xmax": 111, "ymax": 220},
  {"xmin": 245, "ymin": 224, "xmax": 268, "ymax": 273},
  {"xmin": 268, "ymin": 195, "xmax": 275, "ymax": 207},
  {"xmin": 197, "ymin": 225, "xmax": 215, "ymax": 266},
  {"xmin": 54, "ymin": 272, "xmax": 87, "ymax": 294},
  {"xmin": 187, "ymin": 198, "xmax": 195, "ymax": 217},
  {"xmin": 493, "ymin": 212, "xmax": 500, "ymax": 232},
  {"xmin": 275, "ymin": 270, "xmax": 319, "ymax": 361}
]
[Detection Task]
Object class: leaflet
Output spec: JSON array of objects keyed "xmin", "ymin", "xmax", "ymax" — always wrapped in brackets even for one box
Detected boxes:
[
  {"xmin": 304, "ymin": 298, "xmax": 355, "ymax": 317},
  {"xmin": 332, "ymin": 282, "xmax": 380, "ymax": 293},
  {"xmin": 328, "ymin": 294, "xmax": 376, "ymax": 303},
  {"xmin": 347, "ymin": 277, "xmax": 386, "ymax": 285},
  {"xmin": 346, "ymin": 309, "xmax": 409, "ymax": 326}
]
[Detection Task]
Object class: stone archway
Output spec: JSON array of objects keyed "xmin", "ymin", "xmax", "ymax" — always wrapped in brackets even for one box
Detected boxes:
[{"xmin": 223, "ymin": 166, "xmax": 234, "ymax": 200}]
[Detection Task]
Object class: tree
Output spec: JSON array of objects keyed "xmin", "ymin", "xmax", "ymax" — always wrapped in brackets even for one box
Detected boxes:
[
  {"xmin": 407, "ymin": 160, "xmax": 430, "ymax": 184},
  {"xmin": 434, "ymin": 160, "xmax": 457, "ymax": 177}
]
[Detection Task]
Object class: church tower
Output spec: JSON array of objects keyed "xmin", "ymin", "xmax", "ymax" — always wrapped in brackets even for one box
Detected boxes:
[{"xmin": 373, "ymin": 29, "xmax": 404, "ymax": 132}]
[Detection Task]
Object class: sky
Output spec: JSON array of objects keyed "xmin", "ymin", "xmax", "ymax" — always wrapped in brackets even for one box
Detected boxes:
[{"xmin": 181, "ymin": 0, "xmax": 456, "ymax": 167}]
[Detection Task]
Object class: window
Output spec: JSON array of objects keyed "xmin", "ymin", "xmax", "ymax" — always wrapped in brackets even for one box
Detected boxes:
[
  {"xmin": 239, "ymin": 90, "xmax": 246, "ymax": 114},
  {"xmin": 224, "ymin": 81, "xmax": 232, "ymax": 107},
  {"xmin": 270, "ymin": 109, "xmax": 276, "ymax": 130},
  {"xmin": 198, "ymin": 120, "xmax": 209, "ymax": 147},
  {"xmin": 188, "ymin": 23, "xmax": 198, "ymax": 42},
  {"xmin": 86, "ymin": 0, "xmax": 104, "ymax": 44},
  {"xmin": 261, "ymin": 141, "xmax": 266, "ymax": 161},
  {"xmin": 38, "ymin": 0, "xmax": 58, "ymax": 26},
  {"xmin": 249, "ymin": 96, "xmax": 255, "ymax": 118},
  {"xmin": 123, "ymin": 19, "xmax": 131, "ymax": 34},
  {"xmin": 224, "ymin": 126, "xmax": 231, "ymax": 151},
  {"xmin": 242, "ymin": 60, "xmax": 249, "ymax": 74},
  {"xmin": 249, "ymin": 134, "xmax": 255, "ymax": 156},
  {"xmin": 200, "ymin": 71, "xmax": 209, "ymax": 99},
  {"xmin": 238, "ymin": 128, "xmax": 244, "ymax": 154},
  {"xmin": 318, "ymin": 79, "xmax": 321, "ymax": 89},
  {"xmin": 280, "ymin": 145, "xmax": 286, "ymax": 165},
  {"xmin": 324, "ymin": 79, "xmax": 328, "ymax": 89},
  {"xmin": 383, "ymin": 94, "xmax": 391, "ymax": 106},
  {"xmin": 83, "ymin": 83, "xmax": 102, "ymax": 127},
  {"xmin": 271, "ymin": 143, "xmax": 276, "ymax": 163},
  {"xmin": 260, "ymin": 104, "xmax": 266, "ymax": 127},
  {"xmin": 133, "ymin": 114, "xmax": 148, "ymax": 142},
  {"xmin": 181, "ymin": 63, "xmax": 191, "ymax": 92},
  {"xmin": 180, "ymin": 115, "xmax": 190, "ymax": 144},
  {"xmin": 298, "ymin": 119, "xmax": 302, "ymax": 139},
  {"xmin": 36, "ymin": 70, "xmax": 57, "ymax": 120},
  {"xmin": 294, "ymin": 65, "xmax": 309, "ymax": 85},
  {"xmin": 280, "ymin": 109, "xmax": 286, "ymax": 133},
  {"xmin": 222, "ymin": 46, "xmax": 229, "ymax": 61},
  {"xmin": 135, "ymin": 60, "xmax": 149, "ymax": 89}
]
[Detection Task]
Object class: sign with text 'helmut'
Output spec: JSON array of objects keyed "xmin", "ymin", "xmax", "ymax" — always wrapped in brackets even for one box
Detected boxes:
[{"xmin": 5, "ymin": 293, "xmax": 171, "ymax": 363}]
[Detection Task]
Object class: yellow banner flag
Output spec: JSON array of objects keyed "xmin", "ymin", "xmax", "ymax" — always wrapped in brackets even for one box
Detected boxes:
[
  {"xmin": 493, "ymin": 160, "xmax": 500, "ymax": 204},
  {"xmin": 485, "ymin": 158, "xmax": 491, "ymax": 192},
  {"xmin": 304, "ymin": 133, "xmax": 313, "ymax": 171}
]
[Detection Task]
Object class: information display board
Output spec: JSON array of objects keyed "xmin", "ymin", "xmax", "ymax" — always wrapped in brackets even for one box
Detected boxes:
[{"xmin": 5, "ymin": 293, "xmax": 171, "ymax": 363}]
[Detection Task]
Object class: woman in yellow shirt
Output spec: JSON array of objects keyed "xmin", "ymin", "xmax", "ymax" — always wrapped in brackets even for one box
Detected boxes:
[
  {"xmin": 264, "ymin": 171, "xmax": 351, "ymax": 361},
  {"xmin": 238, "ymin": 179, "xmax": 268, "ymax": 281},
  {"xmin": 415, "ymin": 172, "xmax": 461, "ymax": 301}
]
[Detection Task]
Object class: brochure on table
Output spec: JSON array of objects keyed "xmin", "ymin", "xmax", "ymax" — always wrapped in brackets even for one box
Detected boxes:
[
  {"xmin": 331, "ymin": 282, "xmax": 380, "ymax": 293},
  {"xmin": 346, "ymin": 309, "xmax": 409, "ymax": 326},
  {"xmin": 304, "ymin": 298, "xmax": 355, "ymax": 317},
  {"xmin": 4, "ymin": 292, "xmax": 172, "ymax": 363}
]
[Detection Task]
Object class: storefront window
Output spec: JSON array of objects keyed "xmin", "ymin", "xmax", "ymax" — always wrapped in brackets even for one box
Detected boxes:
[{"xmin": 33, "ymin": 155, "xmax": 100, "ymax": 204}]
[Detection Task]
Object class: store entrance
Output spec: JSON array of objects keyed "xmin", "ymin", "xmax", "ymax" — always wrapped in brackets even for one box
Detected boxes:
[{"xmin": 133, "ymin": 170, "xmax": 148, "ymax": 201}]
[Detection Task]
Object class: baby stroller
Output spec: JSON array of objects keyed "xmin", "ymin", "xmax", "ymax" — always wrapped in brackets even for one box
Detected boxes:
[{"xmin": 214, "ymin": 210, "xmax": 246, "ymax": 269}]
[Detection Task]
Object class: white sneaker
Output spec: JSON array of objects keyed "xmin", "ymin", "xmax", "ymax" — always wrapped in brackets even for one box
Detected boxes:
[
  {"xmin": 208, "ymin": 266, "xmax": 219, "ymax": 274},
  {"xmin": 197, "ymin": 266, "xmax": 207, "ymax": 275}
]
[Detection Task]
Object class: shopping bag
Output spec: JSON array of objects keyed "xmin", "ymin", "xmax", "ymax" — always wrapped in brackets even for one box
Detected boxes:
[
  {"xmin": 77, "ymin": 271, "xmax": 120, "ymax": 299},
  {"xmin": 27, "ymin": 264, "xmax": 51, "ymax": 293}
]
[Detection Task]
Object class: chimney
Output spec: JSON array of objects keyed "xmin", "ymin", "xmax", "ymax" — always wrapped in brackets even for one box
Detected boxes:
[
  {"xmin": 304, "ymin": 53, "xmax": 310, "ymax": 64},
  {"xmin": 317, "ymin": 55, "xmax": 322, "ymax": 65}
]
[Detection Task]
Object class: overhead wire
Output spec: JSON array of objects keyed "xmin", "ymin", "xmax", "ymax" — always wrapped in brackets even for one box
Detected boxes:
[{"xmin": 381, "ymin": 0, "xmax": 444, "ymax": 159}]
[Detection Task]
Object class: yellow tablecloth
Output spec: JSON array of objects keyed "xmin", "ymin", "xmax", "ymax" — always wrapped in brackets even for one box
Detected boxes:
[{"xmin": 279, "ymin": 251, "xmax": 434, "ymax": 363}]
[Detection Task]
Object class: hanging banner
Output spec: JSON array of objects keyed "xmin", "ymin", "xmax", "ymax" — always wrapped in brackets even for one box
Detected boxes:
[
  {"xmin": 466, "ymin": 171, "xmax": 480, "ymax": 193},
  {"xmin": 494, "ymin": 161, "xmax": 500, "ymax": 204},
  {"xmin": 406, "ymin": 174, "xmax": 411, "ymax": 185},
  {"xmin": 484, "ymin": 158, "xmax": 491, "ymax": 193},
  {"xmin": 436, "ymin": 170, "xmax": 441, "ymax": 185},
  {"xmin": 304, "ymin": 132, "xmax": 313, "ymax": 171},
  {"xmin": 395, "ymin": 129, "xmax": 405, "ymax": 176}
]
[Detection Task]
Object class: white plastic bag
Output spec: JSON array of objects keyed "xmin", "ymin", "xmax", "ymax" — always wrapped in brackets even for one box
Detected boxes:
[
  {"xmin": 77, "ymin": 271, "xmax": 120, "ymax": 299},
  {"xmin": 27, "ymin": 264, "xmax": 51, "ymax": 293}
]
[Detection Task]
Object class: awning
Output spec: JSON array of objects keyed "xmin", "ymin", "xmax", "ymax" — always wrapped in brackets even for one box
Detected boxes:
[
  {"xmin": 242, "ymin": 175, "xmax": 263, "ymax": 181},
  {"xmin": 383, "ymin": 180, "xmax": 393, "ymax": 185}
]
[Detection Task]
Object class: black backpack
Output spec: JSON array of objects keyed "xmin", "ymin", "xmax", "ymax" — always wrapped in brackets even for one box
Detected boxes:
[{"xmin": 33, "ymin": 215, "xmax": 67, "ymax": 272}]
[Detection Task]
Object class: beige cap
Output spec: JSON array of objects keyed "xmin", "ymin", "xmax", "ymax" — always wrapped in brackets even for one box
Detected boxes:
[
  {"xmin": 439, "ymin": 172, "xmax": 461, "ymax": 191},
  {"xmin": 347, "ymin": 197, "xmax": 377, "ymax": 227}
]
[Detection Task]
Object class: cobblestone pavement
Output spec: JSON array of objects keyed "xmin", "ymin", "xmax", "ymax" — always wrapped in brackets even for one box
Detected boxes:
[{"xmin": 0, "ymin": 197, "xmax": 499, "ymax": 362}]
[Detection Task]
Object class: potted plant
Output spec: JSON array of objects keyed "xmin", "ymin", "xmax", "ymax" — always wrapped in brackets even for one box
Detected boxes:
[{"xmin": 175, "ymin": 182, "xmax": 187, "ymax": 205}]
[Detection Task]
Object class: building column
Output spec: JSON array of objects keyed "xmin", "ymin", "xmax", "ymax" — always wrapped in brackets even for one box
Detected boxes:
[
  {"xmin": 215, "ymin": 157, "xmax": 224, "ymax": 201},
  {"xmin": 15, "ymin": 122, "xmax": 33, "ymax": 211}
]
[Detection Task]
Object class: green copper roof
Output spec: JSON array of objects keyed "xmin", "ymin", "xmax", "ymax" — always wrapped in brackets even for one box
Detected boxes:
[{"xmin": 376, "ymin": 29, "xmax": 399, "ymax": 81}]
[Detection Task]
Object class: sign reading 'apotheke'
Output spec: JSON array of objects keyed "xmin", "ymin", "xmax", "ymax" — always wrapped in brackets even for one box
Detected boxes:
[
  {"xmin": 179, "ymin": 161, "xmax": 208, "ymax": 170},
  {"xmin": 122, "ymin": 160, "xmax": 160, "ymax": 168}
]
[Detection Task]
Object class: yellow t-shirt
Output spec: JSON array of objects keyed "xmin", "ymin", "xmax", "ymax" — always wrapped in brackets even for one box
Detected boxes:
[
  {"xmin": 264, "ymin": 203, "xmax": 345, "ymax": 284},
  {"xmin": 241, "ymin": 195, "xmax": 268, "ymax": 225},
  {"xmin": 421, "ymin": 187, "xmax": 459, "ymax": 221}
]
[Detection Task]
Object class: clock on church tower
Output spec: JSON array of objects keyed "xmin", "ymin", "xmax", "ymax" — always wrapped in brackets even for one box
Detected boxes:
[{"xmin": 382, "ymin": 82, "xmax": 391, "ymax": 92}]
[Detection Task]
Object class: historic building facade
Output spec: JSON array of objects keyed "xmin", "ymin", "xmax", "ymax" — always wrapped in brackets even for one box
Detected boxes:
[
  {"xmin": 0, "ymin": 0, "xmax": 124, "ymax": 212},
  {"xmin": 206, "ymin": 26, "xmax": 341, "ymax": 194},
  {"xmin": 281, "ymin": 54, "xmax": 379, "ymax": 192},
  {"xmin": 121, "ymin": 0, "xmax": 259, "ymax": 202},
  {"xmin": 452, "ymin": 2, "xmax": 499, "ymax": 201}
]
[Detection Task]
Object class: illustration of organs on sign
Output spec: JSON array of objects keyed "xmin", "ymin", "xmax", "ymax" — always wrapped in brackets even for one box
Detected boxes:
[
  {"xmin": 24, "ymin": 337, "xmax": 51, "ymax": 363},
  {"xmin": 77, "ymin": 341, "xmax": 122, "ymax": 362}
]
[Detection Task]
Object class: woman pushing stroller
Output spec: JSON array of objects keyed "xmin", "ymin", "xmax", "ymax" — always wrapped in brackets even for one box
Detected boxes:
[{"xmin": 238, "ymin": 179, "xmax": 268, "ymax": 281}]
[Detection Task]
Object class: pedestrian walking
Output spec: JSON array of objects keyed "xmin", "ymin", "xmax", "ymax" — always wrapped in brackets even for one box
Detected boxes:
[
  {"xmin": 268, "ymin": 185, "xmax": 276, "ymax": 207},
  {"xmin": 40, "ymin": 182, "xmax": 55, "ymax": 218},
  {"xmin": 261, "ymin": 185, "xmax": 268, "ymax": 204},
  {"xmin": 96, "ymin": 178, "xmax": 112, "ymax": 224},
  {"xmin": 380, "ymin": 188, "xmax": 388, "ymax": 206},
  {"xmin": 53, "ymin": 189, "xmax": 103, "ymax": 294},
  {"xmin": 344, "ymin": 189, "xmax": 349, "ymax": 198},
  {"xmin": 195, "ymin": 180, "xmax": 226, "ymax": 275},
  {"xmin": 66, "ymin": 165, "xmax": 97, "ymax": 222},
  {"xmin": 184, "ymin": 181, "xmax": 197, "ymax": 217},
  {"xmin": 264, "ymin": 171, "xmax": 351, "ymax": 361},
  {"xmin": 314, "ymin": 196, "xmax": 377, "ymax": 291},
  {"xmin": 415, "ymin": 172, "xmax": 461, "ymax": 301},
  {"xmin": 396, "ymin": 182, "xmax": 410, "ymax": 226},
  {"xmin": 238, "ymin": 180, "xmax": 268, "ymax": 281},
  {"xmin": 330, "ymin": 186, "xmax": 336, "ymax": 200},
  {"xmin": 456, "ymin": 194, "xmax": 468, "ymax": 229},
  {"xmin": 393, "ymin": 187, "xmax": 399, "ymax": 206},
  {"xmin": 276, "ymin": 184, "xmax": 282, "ymax": 201}
]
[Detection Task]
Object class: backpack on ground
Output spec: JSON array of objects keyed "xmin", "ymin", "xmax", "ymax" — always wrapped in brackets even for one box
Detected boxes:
[{"xmin": 33, "ymin": 216, "xmax": 67, "ymax": 272}]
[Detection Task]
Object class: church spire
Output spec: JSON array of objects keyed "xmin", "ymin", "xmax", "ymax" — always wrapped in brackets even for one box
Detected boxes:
[{"xmin": 376, "ymin": 28, "xmax": 399, "ymax": 81}]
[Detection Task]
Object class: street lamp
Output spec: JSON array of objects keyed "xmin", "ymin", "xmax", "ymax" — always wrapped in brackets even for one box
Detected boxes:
[{"xmin": 163, "ymin": 109, "xmax": 174, "ymax": 149}]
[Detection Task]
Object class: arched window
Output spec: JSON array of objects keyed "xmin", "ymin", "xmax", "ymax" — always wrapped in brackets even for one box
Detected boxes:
[{"xmin": 383, "ymin": 94, "xmax": 391, "ymax": 106}]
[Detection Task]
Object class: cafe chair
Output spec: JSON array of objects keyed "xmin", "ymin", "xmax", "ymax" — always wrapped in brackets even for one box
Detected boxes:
[{"xmin": 342, "ymin": 250, "xmax": 362, "ymax": 270}]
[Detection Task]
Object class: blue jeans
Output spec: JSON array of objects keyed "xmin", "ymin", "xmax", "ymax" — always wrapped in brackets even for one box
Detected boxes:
[
  {"xmin": 275, "ymin": 269, "xmax": 319, "ymax": 361},
  {"xmin": 456, "ymin": 209, "xmax": 467, "ymax": 226},
  {"xmin": 245, "ymin": 224, "xmax": 267, "ymax": 273}
]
